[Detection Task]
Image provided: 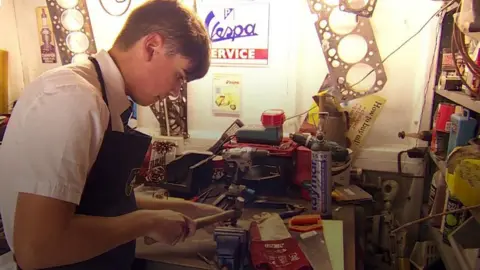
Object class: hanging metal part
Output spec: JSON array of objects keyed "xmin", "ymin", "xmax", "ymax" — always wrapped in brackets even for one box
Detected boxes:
[
  {"xmin": 338, "ymin": 0, "xmax": 378, "ymax": 18},
  {"xmin": 149, "ymin": 82, "xmax": 189, "ymax": 138},
  {"xmin": 306, "ymin": 0, "xmax": 387, "ymax": 102}
]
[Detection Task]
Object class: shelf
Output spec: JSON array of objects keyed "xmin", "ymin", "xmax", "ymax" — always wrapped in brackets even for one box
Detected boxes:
[
  {"xmin": 429, "ymin": 151, "xmax": 447, "ymax": 174},
  {"xmin": 429, "ymin": 227, "xmax": 462, "ymax": 270},
  {"xmin": 435, "ymin": 89, "xmax": 480, "ymax": 114}
]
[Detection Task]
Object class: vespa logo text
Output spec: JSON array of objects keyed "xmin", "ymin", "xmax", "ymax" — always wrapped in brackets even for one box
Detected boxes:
[{"xmin": 205, "ymin": 11, "xmax": 258, "ymax": 42}]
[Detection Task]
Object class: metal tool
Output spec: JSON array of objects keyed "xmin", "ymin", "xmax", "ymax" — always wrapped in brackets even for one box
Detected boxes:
[
  {"xmin": 288, "ymin": 214, "xmax": 333, "ymax": 270},
  {"xmin": 214, "ymin": 226, "xmax": 249, "ymax": 270},
  {"xmin": 222, "ymin": 147, "xmax": 269, "ymax": 185},
  {"xmin": 197, "ymin": 253, "xmax": 221, "ymax": 270},
  {"xmin": 144, "ymin": 197, "xmax": 245, "ymax": 245},
  {"xmin": 249, "ymin": 200, "xmax": 306, "ymax": 219}
]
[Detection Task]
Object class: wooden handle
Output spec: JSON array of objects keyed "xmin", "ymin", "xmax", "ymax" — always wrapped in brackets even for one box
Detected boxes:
[
  {"xmin": 144, "ymin": 209, "xmax": 242, "ymax": 245},
  {"xmin": 195, "ymin": 209, "xmax": 239, "ymax": 229}
]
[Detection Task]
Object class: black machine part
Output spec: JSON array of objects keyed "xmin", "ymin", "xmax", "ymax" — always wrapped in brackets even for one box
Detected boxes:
[
  {"xmin": 208, "ymin": 119, "xmax": 244, "ymax": 154},
  {"xmin": 290, "ymin": 133, "xmax": 349, "ymax": 162},
  {"xmin": 235, "ymin": 126, "xmax": 283, "ymax": 146}
]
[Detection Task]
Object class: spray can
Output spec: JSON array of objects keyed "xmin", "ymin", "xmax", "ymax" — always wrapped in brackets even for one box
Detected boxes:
[{"xmin": 311, "ymin": 141, "xmax": 333, "ymax": 218}]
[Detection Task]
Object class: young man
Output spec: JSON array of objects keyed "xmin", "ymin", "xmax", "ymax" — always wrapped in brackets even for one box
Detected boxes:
[{"xmin": 0, "ymin": 1, "xmax": 220, "ymax": 269}]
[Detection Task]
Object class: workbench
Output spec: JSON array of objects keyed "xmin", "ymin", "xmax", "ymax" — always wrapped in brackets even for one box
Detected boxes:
[
  {"xmin": 134, "ymin": 204, "xmax": 357, "ymax": 270},
  {"xmin": 133, "ymin": 137, "xmax": 358, "ymax": 270}
]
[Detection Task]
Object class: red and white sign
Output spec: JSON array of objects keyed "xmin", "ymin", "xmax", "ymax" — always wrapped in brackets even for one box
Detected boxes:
[{"xmin": 197, "ymin": 1, "xmax": 270, "ymax": 66}]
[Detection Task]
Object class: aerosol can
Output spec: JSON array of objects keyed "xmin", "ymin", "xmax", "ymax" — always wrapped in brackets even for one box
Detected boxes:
[
  {"xmin": 311, "ymin": 141, "xmax": 333, "ymax": 218},
  {"xmin": 290, "ymin": 133, "xmax": 335, "ymax": 218}
]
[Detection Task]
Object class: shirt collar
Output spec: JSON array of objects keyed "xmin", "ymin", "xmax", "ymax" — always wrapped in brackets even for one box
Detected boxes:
[{"xmin": 93, "ymin": 49, "xmax": 131, "ymax": 115}]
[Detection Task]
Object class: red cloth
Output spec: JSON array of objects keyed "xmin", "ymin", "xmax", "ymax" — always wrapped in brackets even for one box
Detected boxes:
[{"xmin": 249, "ymin": 222, "xmax": 312, "ymax": 270}]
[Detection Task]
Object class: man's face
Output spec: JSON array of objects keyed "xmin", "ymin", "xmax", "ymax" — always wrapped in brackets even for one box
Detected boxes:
[{"xmin": 128, "ymin": 35, "xmax": 192, "ymax": 106}]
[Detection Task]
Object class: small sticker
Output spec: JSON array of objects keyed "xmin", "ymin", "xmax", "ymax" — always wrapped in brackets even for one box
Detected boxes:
[{"xmin": 300, "ymin": 230, "xmax": 318, "ymax": 240}]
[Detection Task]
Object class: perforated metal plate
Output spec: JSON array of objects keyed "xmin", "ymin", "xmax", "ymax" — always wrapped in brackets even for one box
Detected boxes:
[
  {"xmin": 307, "ymin": 0, "xmax": 387, "ymax": 102},
  {"xmin": 150, "ymin": 83, "xmax": 189, "ymax": 138},
  {"xmin": 339, "ymin": 0, "xmax": 378, "ymax": 18},
  {"xmin": 46, "ymin": 0, "xmax": 97, "ymax": 65}
]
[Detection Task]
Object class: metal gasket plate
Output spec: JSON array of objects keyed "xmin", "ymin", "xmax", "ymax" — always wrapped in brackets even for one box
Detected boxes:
[
  {"xmin": 46, "ymin": 0, "xmax": 97, "ymax": 65},
  {"xmin": 338, "ymin": 0, "xmax": 378, "ymax": 18},
  {"xmin": 307, "ymin": 0, "xmax": 387, "ymax": 102},
  {"xmin": 150, "ymin": 83, "xmax": 189, "ymax": 138}
]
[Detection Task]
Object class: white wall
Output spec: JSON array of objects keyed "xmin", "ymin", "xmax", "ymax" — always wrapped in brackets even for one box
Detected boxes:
[
  {"xmin": 5, "ymin": 0, "xmax": 443, "ymax": 173},
  {"xmin": 0, "ymin": 0, "xmax": 25, "ymax": 106},
  {"xmin": 285, "ymin": 0, "xmax": 442, "ymax": 172}
]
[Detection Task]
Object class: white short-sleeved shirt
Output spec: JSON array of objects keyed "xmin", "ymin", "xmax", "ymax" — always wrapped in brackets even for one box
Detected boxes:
[{"xmin": 0, "ymin": 50, "xmax": 131, "ymax": 252}]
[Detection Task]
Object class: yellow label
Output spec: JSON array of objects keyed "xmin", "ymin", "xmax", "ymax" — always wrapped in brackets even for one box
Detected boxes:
[
  {"xmin": 304, "ymin": 94, "xmax": 386, "ymax": 156},
  {"xmin": 0, "ymin": 50, "xmax": 8, "ymax": 114}
]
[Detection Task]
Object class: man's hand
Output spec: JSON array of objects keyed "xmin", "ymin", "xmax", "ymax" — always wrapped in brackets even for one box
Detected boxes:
[
  {"xmin": 185, "ymin": 202, "xmax": 224, "ymax": 219},
  {"xmin": 136, "ymin": 194, "xmax": 224, "ymax": 219},
  {"xmin": 145, "ymin": 210, "xmax": 196, "ymax": 245}
]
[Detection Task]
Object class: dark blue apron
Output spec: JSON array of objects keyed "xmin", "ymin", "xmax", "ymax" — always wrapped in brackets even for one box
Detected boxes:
[{"xmin": 17, "ymin": 57, "xmax": 152, "ymax": 270}]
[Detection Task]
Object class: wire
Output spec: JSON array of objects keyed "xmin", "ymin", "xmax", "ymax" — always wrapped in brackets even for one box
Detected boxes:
[
  {"xmin": 285, "ymin": 106, "xmax": 317, "ymax": 121},
  {"xmin": 391, "ymin": 203, "xmax": 480, "ymax": 234},
  {"xmin": 100, "ymin": 0, "xmax": 132, "ymax": 17},
  {"xmin": 416, "ymin": 13, "xmax": 443, "ymax": 147},
  {"xmin": 349, "ymin": 0, "xmax": 457, "ymax": 89}
]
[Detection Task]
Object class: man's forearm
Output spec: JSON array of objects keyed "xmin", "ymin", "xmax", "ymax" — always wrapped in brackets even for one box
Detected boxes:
[
  {"xmin": 20, "ymin": 210, "xmax": 152, "ymax": 269},
  {"xmin": 136, "ymin": 194, "xmax": 195, "ymax": 214}
]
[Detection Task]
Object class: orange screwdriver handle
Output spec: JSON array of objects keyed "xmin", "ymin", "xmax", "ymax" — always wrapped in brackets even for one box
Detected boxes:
[{"xmin": 288, "ymin": 214, "xmax": 323, "ymax": 232}]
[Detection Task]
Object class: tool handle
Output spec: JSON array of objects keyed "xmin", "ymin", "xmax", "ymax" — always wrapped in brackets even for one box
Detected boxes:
[
  {"xmin": 195, "ymin": 209, "xmax": 238, "ymax": 229},
  {"xmin": 144, "ymin": 209, "xmax": 241, "ymax": 245},
  {"xmin": 290, "ymin": 215, "xmax": 321, "ymax": 226}
]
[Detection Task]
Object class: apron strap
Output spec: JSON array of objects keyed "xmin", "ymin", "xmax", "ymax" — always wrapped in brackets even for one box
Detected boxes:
[{"xmin": 88, "ymin": 56, "xmax": 113, "ymax": 131}]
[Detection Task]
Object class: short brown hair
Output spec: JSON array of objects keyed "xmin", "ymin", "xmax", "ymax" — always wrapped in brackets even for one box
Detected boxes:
[{"xmin": 113, "ymin": 0, "xmax": 210, "ymax": 81}]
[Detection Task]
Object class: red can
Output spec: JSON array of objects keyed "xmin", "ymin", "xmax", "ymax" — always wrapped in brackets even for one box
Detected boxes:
[{"xmin": 433, "ymin": 103, "xmax": 456, "ymax": 133}]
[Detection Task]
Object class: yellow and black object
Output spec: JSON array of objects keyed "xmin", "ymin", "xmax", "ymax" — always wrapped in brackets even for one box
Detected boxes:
[{"xmin": 0, "ymin": 50, "xmax": 8, "ymax": 114}]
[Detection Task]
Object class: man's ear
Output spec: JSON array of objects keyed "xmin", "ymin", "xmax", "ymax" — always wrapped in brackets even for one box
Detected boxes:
[{"xmin": 143, "ymin": 33, "xmax": 165, "ymax": 61}]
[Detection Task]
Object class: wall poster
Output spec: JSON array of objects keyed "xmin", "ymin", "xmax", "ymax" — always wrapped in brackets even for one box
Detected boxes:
[
  {"xmin": 196, "ymin": 1, "xmax": 270, "ymax": 66},
  {"xmin": 36, "ymin": 7, "xmax": 57, "ymax": 64},
  {"xmin": 212, "ymin": 74, "xmax": 242, "ymax": 115}
]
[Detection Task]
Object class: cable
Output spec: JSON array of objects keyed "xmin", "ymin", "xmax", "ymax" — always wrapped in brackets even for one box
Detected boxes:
[
  {"xmin": 349, "ymin": 0, "xmax": 457, "ymax": 89},
  {"xmin": 391, "ymin": 203, "xmax": 480, "ymax": 234},
  {"xmin": 100, "ymin": 0, "xmax": 132, "ymax": 17},
  {"xmin": 416, "ymin": 13, "xmax": 443, "ymax": 148},
  {"xmin": 284, "ymin": 106, "xmax": 317, "ymax": 121}
]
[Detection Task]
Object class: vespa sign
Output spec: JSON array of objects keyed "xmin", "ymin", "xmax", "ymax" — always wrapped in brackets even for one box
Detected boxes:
[{"xmin": 197, "ymin": 2, "xmax": 270, "ymax": 66}]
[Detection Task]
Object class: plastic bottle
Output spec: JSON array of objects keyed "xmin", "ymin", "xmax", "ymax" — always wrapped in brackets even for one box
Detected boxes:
[{"xmin": 447, "ymin": 106, "xmax": 477, "ymax": 155}]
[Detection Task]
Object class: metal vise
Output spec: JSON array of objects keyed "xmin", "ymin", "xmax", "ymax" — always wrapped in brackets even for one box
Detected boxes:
[{"xmin": 214, "ymin": 226, "xmax": 249, "ymax": 270}]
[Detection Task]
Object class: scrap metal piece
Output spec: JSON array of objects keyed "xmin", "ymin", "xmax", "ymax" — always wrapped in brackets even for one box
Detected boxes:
[
  {"xmin": 306, "ymin": 0, "xmax": 387, "ymax": 102},
  {"xmin": 339, "ymin": 0, "xmax": 378, "ymax": 18}
]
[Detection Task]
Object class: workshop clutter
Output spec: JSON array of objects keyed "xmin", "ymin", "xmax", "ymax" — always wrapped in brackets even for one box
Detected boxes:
[
  {"xmin": 138, "ymin": 140, "xmax": 214, "ymax": 197},
  {"xmin": 250, "ymin": 214, "xmax": 311, "ymax": 270}
]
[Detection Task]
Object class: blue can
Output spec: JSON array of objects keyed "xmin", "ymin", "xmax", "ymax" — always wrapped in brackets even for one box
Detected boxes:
[{"xmin": 311, "ymin": 149, "xmax": 332, "ymax": 218}]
